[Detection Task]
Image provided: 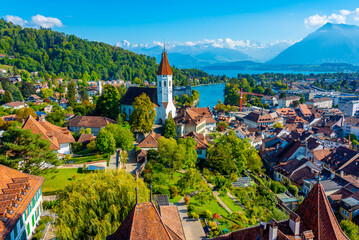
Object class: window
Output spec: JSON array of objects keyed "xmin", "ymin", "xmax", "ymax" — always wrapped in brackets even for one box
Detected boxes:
[
  {"xmin": 32, "ymin": 214, "xmax": 35, "ymax": 227},
  {"xmin": 14, "ymin": 221, "xmax": 18, "ymax": 237},
  {"xmin": 20, "ymin": 216, "xmax": 24, "ymax": 229},
  {"xmin": 341, "ymin": 208, "xmax": 350, "ymax": 218},
  {"xmin": 27, "ymin": 223, "xmax": 30, "ymax": 235},
  {"xmin": 164, "ymin": 81, "xmax": 166, "ymax": 87},
  {"xmin": 169, "ymin": 81, "xmax": 171, "ymax": 87},
  {"xmin": 159, "ymin": 81, "xmax": 161, "ymax": 87}
]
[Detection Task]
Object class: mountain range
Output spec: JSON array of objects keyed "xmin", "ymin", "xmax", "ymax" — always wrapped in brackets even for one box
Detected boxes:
[{"xmin": 120, "ymin": 23, "xmax": 359, "ymax": 68}]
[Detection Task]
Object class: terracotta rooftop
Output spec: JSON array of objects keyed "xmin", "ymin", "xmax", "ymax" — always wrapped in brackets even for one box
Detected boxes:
[
  {"xmin": 66, "ymin": 116, "xmax": 116, "ymax": 128},
  {"xmin": 157, "ymin": 52, "xmax": 173, "ymax": 75},
  {"xmin": 184, "ymin": 132, "xmax": 209, "ymax": 150},
  {"xmin": 22, "ymin": 115, "xmax": 75, "ymax": 151},
  {"xmin": 0, "ymin": 165, "xmax": 44, "ymax": 240},
  {"xmin": 4, "ymin": 102, "xmax": 26, "ymax": 108},
  {"xmin": 77, "ymin": 134, "xmax": 94, "ymax": 145},
  {"xmin": 106, "ymin": 202, "xmax": 182, "ymax": 240},
  {"xmin": 137, "ymin": 131, "xmax": 162, "ymax": 149},
  {"xmin": 298, "ymin": 104, "xmax": 312, "ymax": 117},
  {"xmin": 159, "ymin": 206, "xmax": 185, "ymax": 240},
  {"xmin": 296, "ymin": 183, "xmax": 349, "ymax": 240}
]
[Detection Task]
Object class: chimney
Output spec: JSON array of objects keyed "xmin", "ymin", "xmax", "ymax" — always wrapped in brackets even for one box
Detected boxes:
[
  {"xmin": 268, "ymin": 219, "xmax": 278, "ymax": 240},
  {"xmin": 135, "ymin": 187, "xmax": 138, "ymax": 204},
  {"xmin": 301, "ymin": 230, "xmax": 314, "ymax": 240},
  {"xmin": 330, "ymin": 171, "xmax": 335, "ymax": 180},
  {"xmin": 340, "ymin": 170, "xmax": 344, "ymax": 178},
  {"xmin": 289, "ymin": 212, "xmax": 300, "ymax": 236},
  {"xmin": 259, "ymin": 222, "xmax": 266, "ymax": 240}
]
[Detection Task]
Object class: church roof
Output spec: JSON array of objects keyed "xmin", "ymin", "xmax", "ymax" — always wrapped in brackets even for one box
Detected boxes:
[
  {"xmin": 296, "ymin": 183, "xmax": 350, "ymax": 240},
  {"xmin": 106, "ymin": 202, "xmax": 179, "ymax": 240},
  {"xmin": 157, "ymin": 52, "xmax": 173, "ymax": 75},
  {"xmin": 120, "ymin": 87, "xmax": 158, "ymax": 106}
]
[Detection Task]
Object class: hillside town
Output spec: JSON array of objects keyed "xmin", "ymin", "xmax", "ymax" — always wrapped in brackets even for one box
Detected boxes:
[{"xmin": 2, "ymin": 48, "xmax": 359, "ymax": 240}]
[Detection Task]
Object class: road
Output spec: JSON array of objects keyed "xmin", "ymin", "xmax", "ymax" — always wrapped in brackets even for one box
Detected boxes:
[{"xmin": 175, "ymin": 198, "xmax": 207, "ymax": 240}]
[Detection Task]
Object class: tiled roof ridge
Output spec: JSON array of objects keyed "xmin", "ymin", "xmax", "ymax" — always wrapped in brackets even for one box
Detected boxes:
[{"xmin": 157, "ymin": 52, "xmax": 173, "ymax": 76}]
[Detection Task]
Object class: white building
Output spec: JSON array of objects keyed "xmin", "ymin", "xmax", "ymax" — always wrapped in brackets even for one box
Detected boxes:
[
  {"xmin": 343, "ymin": 117, "xmax": 359, "ymax": 138},
  {"xmin": 0, "ymin": 164, "xmax": 44, "ymax": 240},
  {"xmin": 261, "ymin": 96, "xmax": 278, "ymax": 107},
  {"xmin": 120, "ymin": 51, "xmax": 176, "ymax": 124},
  {"xmin": 339, "ymin": 100, "xmax": 359, "ymax": 117},
  {"xmin": 306, "ymin": 97, "xmax": 333, "ymax": 109},
  {"xmin": 277, "ymin": 96, "xmax": 301, "ymax": 108}
]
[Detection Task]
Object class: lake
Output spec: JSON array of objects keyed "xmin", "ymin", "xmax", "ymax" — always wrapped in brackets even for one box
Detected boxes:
[{"xmin": 193, "ymin": 84, "xmax": 226, "ymax": 108}]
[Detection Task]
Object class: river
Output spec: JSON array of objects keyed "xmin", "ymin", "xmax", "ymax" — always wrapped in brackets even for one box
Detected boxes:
[{"xmin": 192, "ymin": 84, "xmax": 226, "ymax": 108}]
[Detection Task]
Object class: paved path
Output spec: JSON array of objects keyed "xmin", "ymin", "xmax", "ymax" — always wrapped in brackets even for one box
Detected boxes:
[
  {"xmin": 123, "ymin": 149, "xmax": 142, "ymax": 174},
  {"xmin": 108, "ymin": 151, "xmax": 118, "ymax": 169},
  {"xmin": 43, "ymin": 195, "xmax": 58, "ymax": 201},
  {"xmin": 175, "ymin": 198, "xmax": 207, "ymax": 240},
  {"xmin": 201, "ymin": 176, "xmax": 233, "ymax": 214},
  {"xmin": 227, "ymin": 192, "xmax": 246, "ymax": 213}
]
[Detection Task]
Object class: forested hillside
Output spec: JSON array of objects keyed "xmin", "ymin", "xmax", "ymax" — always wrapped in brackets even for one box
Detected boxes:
[{"xmin": 0, "ymin": 20, "xmax": 223, "ymax": 86}]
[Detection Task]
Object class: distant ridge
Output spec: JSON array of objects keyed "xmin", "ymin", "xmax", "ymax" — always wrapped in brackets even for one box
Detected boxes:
[{"xmin": 269, "ymin": 23, "xmax": 359, "ymax": 65}]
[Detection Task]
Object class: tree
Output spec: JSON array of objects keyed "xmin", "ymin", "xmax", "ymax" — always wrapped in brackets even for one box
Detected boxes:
[
  {"xmin": 95, "ymin": 85, "xmax": 120, "ymax": 119},
  {"xmin": 56, "ymin": 171, "xmax": 149, "ymax": 240},
  {"xmin": 0, "ymin": 126, "xmax": 59, "ymax": 174},
  {"xmin": 157, "ymin": 137, "xmax": 185, "ymax": 171},
  {"xmin": 104, "ymin": 124, "xmax": 134, "ymax": 151},
  {"xmin": 46, "ymin": 110, "xmax": 66, "ymax": 127},
  {"xmin": 273, "ymin": 122, "xmax": 283, "ymax": 129},
  {"xmin": 4, "ymin": 90, "xmax": 12, "ymax": 103},
  {"xmin": 129, "ymin": 93, "xmax": 156, "ymax": 133},
  {"xmin": 41, "ymin": 88, "xmax": 53, "ymax": 99},
  {"xmin": 16, "ymin": 108, "xmax": 37, "ymax": 123},
  {"xmin": 288, "ymin": 185, "xmax": 299, "ymax": 197},
  {"xmin": 20, "ymin": 82, "xmax": 36, "ymax": 98},
  {"xmin": 177, "ymin": 168, "xmax": 202, "ymax": 193},
  {"xmin": 177, "ymin": 137, "xmax": 197, "ymax": 169},
  {"xmin": 96, "ymin": 129, "xmax": 116, "ymax": 154},
  {"xmin": 67, "ymin": 81, "xmax": 76, "ymax": 107},
  {"xmin": 194, "ymin": 180, "xmax": 213, "ymax": 205},
  {"xmin": 340, "ymin": 220, "xmax": 359, "ymax": 240},
  {"xmin": 163, "ymin": 112, "xmax": 177, "ymax": 138}
]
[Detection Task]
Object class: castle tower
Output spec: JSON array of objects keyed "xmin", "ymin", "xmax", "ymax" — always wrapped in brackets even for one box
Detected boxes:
[{"xmin": 156, "ymin": 49, "xmax": 176, "ymax": 123}]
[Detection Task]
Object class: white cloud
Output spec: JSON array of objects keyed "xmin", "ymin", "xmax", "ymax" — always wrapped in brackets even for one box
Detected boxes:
[
  {"xmin": 328, "ymin": 13, "xmax": 346, "ymax": 24},
  {"xmin": 340, "ymin": 9, "xmax": 351, "ymax": 16},
  {"xmin": 304, "ymin": 14, "xmax": 329, "ymax": 28},
  {"xmin": 4, "ymin": 15, "xmax": 28, "ymax": 26},
  {"xmin": 3, "ymin": 14, "xmax": 63, "ymax": 28},
  {"xmin": 31, "ymin": 15, "xmax": 63, "ymax": 28}
]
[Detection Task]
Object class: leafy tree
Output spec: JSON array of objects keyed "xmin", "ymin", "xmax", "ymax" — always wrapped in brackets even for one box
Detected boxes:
[
  {"xmin": 129, "ymin": 93, "xmax": 156, "ymax": 133},
  {"xmin": 340, "ymin": 220, "xmax": 359, "ymax": 240},
  {"xmin": 16, "ymin": 108, "xmax": 37, "ymax": 123},
  {"xmin": 67, "ymin": 81, "xmax": 76, "ymax": 107},
  {"xmin": 95, "ymin": 85, "xmax": 120, "ymax": 119},
  {"xmin": 0, "ymin": 126, "xmax": 59, "ymax": 174},
  {"xmin": 157, "ymin": 137, "xmax": 185, "ymax": 171},
  {"xmin": 20, "ymin": 82, "xmax": 36, "ymax": 98},
  {"xmin": 4, "ymin": 90, "xmax": 12, "ymax": 103},
  {"xmin": 273, "ymin": 122, "xmax": 283, "ymax": 129},
  {"xmin": 56, "ymin": 171, "xmax": 149, "ymax": 240},
  {"xmin": 104, "ymin": 123, "xmax": 134, "ymax": 151},
  {"xmin": 78, "ymin": 86, "xmax": 89, "ymax": 101},
  {"xmin": 96, "ymin": 129, "xmax": 116, "ymax": 154},
  {"xmin": 288, "ymin": 185, "xmax": 299, "ymax": 197},
  {"xmin": 46, "ymin": 109, "xmax": 66, "ymax": 127},
  {"xmin": 177, "ymin": 168, "xmax": 202, "ymax": 193},
  {"xmin": 7, "ymin": 85, "xmax": 23, "ymax": 102},
  {"xmin": 194, "ymin": 180, "xmax": 213, "ymax": 205},
  {"xmin": 41, "ymin": 88, "xmax": 53, "ymax": 99},
  {"xmin": 177, "ymin": 137, "xmax": 198, "ymax": 169},
  {"xmin": 163, "ymin": 112, "xmax": 177, "ymax": 138}
]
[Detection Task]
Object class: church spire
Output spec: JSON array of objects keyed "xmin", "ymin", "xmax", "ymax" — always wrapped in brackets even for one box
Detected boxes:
[{"xmin": 157, "ymin": 43, "xmax": 172, "ymax": 75}]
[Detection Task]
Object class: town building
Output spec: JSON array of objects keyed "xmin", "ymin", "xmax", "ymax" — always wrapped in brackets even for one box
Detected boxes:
[
  {"xmin": 261, "ymin": 96, "xmax": 278, "ymax": 107},
  {"xmin": 298, "ymin": 104, "xmax": 312, "ymax": 118},
  {"xmin": 306, "ymin": 97, "xmax": 333, "ymax": 109},
  {"xmin": 106, "ymin": 201, "xmax": 184, "ymax": 240},
  {"xmin": 3, "ymin": 102, "xmax": 28, "ymax": 110},
  {"xmin": 339, "ymin": 100, "xmax": 359, "ymax": 117},
  {"xmin": 26, "ymin": 95, "xmax": 41, "ymax": 103},
  {"xmin": 174, "ymin": 107, "xmax": 207, "ymax": 137},
  {"xmin": 0, "ymin": 164, "xmax": 44, "ymax": 240},
  {"xmin": 184, "ymin": 132, "xmax": 209, "ymax": 159},
  {"xmin": 343, "ymin": 117, "xmax": 359, "ymax": 139},
  {"xmin": 277, "ymin": 95, "xmax": 301, "ymax": 108},
  {"xmin": 243, "ymin": 111, "xmax": 283, "ymax": 128},
  {"xmin": 120, "ymin": 51, "xmax": 176, "ymax": 124},
  {"xmin": 65, "ymin": 116, "xmax": 116, "ymax": 136},
  {"xmin": 23, "ymin": 115, "xmax": 75, "ymax": 155}
]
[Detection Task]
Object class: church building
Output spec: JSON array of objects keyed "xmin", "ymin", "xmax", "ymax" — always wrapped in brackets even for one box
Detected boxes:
[{"xmin": 120, "ymin": 50, "xmax": 176, "ymax": 124}]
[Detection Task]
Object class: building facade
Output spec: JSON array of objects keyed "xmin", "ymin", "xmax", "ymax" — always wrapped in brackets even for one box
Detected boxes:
[{"xmin": 339, "ymin": 100, "xmax": 359, "ymax": 117}]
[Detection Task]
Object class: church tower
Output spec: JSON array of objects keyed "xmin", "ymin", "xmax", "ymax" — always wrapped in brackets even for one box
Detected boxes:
[{"xmin": 156, "ymin": 48, "xmax": 176, "ymax": 123}]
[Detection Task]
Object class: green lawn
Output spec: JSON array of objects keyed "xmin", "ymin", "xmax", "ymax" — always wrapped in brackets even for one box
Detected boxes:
[
  {"xmin": 219, "ymin": 194, "xmax": 245, "ymax": 213},
  {"xmin": 0, "ymin": 64, "xmax": 13, "ymax": 71},
  {"xmin": 41, "ymin": 168, "xmax": 85, "ymax": 194},
  {"xmin": 169, "ymin": 195, "xmax": 182, "ymax": 203},
  {"xmin": 70, "ymin": 155, "xmax": 107, "ymax": 164},
  {"xmin": 190, "ymin": 197, "xmax": 229, "ymax": 217},
  {"xmin": 167, "ymin": 172, "xmax": 184, "ymax": 186}
]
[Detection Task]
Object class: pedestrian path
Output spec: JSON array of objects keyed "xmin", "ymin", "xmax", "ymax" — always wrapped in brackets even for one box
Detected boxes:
[
  {"xmin": 175, "ymin": 198, "xmax": 207, "ymax": 240},
  {"xmin": 201, "ymin": 176, "xmax": 232, "ymax": 214}
]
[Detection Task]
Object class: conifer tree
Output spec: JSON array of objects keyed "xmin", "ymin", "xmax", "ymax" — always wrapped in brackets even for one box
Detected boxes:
[
  {"xmin": 163, "ymin": 112, "xmax": 177, "ymax": 138},
  {"xmin": 4, "ymin": 90, "xmax": 12, "ymax": 103}
]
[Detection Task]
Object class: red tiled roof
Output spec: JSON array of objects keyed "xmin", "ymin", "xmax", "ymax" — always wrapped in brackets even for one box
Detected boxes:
[
  {"xmin": 137, "ymin": 131, "xmax": 162, "ymax": 148},
  {"xmin": 296, "ymin": 183, "xmax": 350, "ymax": 240},
  {"xmin": 4, "ymin": 102, "xmax": 26, "ymax": 108},
  {"xmin": 157, "ymin": 52, "xmax": 173, "ymax": 75},
  {"xmin": 66, "ymin": 116, "xmax": 116, "ymax": 128},
  {"xmin": 0, "ymin": 165, "xmax": 44, "ymax": 240},
  {"xmin": 159, "ymin": 205, "xmax": 185, "ymax": 240},
  {"xmin": 106, "ymin": 202, "xmax": 178, "ymax": 240}
]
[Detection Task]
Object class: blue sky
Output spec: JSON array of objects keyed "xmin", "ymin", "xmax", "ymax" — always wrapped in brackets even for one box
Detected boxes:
[{"xmin": 1, "ymin": 0, "xmax": 359, "ymax": 45}]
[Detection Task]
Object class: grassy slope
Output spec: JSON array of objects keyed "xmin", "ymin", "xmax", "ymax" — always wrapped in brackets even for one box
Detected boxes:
[{"xmin": 41, "ymin": 168, "xmax": 84, "ymax": 193}]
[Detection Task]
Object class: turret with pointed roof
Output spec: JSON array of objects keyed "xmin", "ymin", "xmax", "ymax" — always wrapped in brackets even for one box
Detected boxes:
[
  {"xmin": 157, "ymin": 51, "xmax": 173, "ymax": 76},
  {"xmin": 296, "ymin": 183, "xmax": 349, "ymax": 240}
]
